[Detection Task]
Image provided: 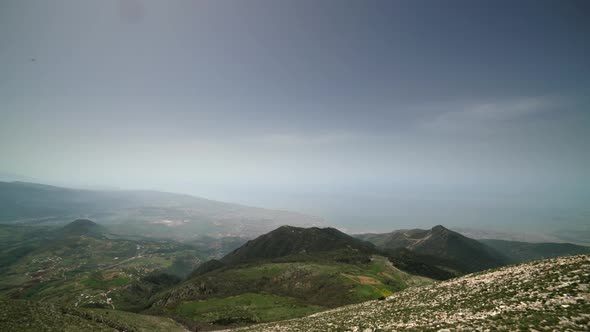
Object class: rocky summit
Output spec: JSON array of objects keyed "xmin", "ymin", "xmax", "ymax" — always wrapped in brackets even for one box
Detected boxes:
[{"xmin": 229, "ymin": 255, "xmax": 590, "ymax": 331}]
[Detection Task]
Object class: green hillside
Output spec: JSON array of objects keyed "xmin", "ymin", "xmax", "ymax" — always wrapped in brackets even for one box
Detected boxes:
[
  {"xmin": 232, "ymin": 254, "xmax": 590, "ymax": 331},
  {"xmin": 0, "ymin": 221, "xmax": 201, "ymax": 310},
  {"xmin": 60, "ymin": 219, "xmax": 107, "ymax": 236},
  {"xmin": 152, "ymin": 255, "xmax": 431, "ymax": 329},
  {"xmin": 147, "ymin": 225, "xmax": 433, "ymax": 329},
  {"xmin": 220, "ymin": 225, "xmax": 376, "ymax": 265},
  {"xmin": 3, "ymin": 219, "xmax": 586, "ymax": 331},
  {"xmin": 0, "ymin": 299, "xmax": 188, "ymax": 332}
]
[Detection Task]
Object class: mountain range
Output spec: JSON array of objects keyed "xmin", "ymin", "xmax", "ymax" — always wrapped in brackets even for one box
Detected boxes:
[
  {"xmin": 145, "ymin": 224, "xmax": 588, "ymax": 329},
  {"xmin": 356, "ymin": 225, "xmax": 509, "ymax": 273},
  {"xmin": 0, "ymin": 217, "xmax": 588, "ymax": 331},
  {"xmin": 151, "ymin": 232, "xmax": 430, "ymax": 330},
  {"xmin": 0, "ymin": 182, "xmax": 589, "ymax": 330}
]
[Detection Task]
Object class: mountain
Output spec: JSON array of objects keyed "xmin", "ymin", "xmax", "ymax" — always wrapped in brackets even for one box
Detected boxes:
[
  {"xmin": 188, "ymin": 225, "xmax": 379, "ymax": 276},
  {"xmin": 0, "ymin": 181, "xmax": 324, "ymax": 239},
  {"xmin": 152, "ymin": 255, "xmax": 431, "ymax": 330},
  {"xmin": 232, "ymin": 254, "xmax": 590, "ymax": 331},
  {"xmin": 479, "ymin": 238, "xmax": 590, "ymax": 263},
  {"xmin": 219, "ymin": 225, "xmax": 376, "ymax": 265},
  {"xmin": 150, "ymin": 226, "xmax": 431, "ymax": 329},
  {"xmin": 356, "ymin": 225, "xmax": 508, "ymax": 273},
  {"xmin": 0, "ymin": 172, "xmax": 39, "ymax": 183},
  {"xmin": 60, "ymin": 219, "xmax": 106, "ymax": 236}
]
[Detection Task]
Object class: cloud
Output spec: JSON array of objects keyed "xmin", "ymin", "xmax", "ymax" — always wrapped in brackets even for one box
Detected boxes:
[
  {"xmin": 420, "ymin": 96, "xmax": 563, "ymax": 135},
  {"xmin": 255, "ymin": 132, "xmax": 362, "ymax": 146}
]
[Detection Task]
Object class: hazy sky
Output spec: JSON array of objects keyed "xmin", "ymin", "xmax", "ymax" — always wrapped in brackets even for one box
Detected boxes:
[{"xmin": 1, "ymin": 0, "xmax": 589, "ymax": 232}]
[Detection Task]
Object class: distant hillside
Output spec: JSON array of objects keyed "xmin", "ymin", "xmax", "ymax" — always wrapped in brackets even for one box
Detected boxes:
[
  {"xmin": 201, "ymin": 225, "xmax": 487, "ymax": 281},
  {"xmin": 0, "ymin": 222, "xmax": 202, "ymax": 308},
  {"xmin": 455, "ymin": 227, "xmax": 590, "ymax": 247},
  {"xmin": 0, "ymin": 181, "xmax": 324, "ymax": 239},
  {"xmin": 231, "ymin": 254, "xmax": 590, "ymax": 331},
  {"xmin": 453, "ymin": 227, "xmax": 567, "ymax": 243},
  {"xmin": 357, "ymin": 225, "xmax": 508, "ymax": 273},
  {"xmin": 479, "ymin": 239, "xmax": 590, "ymax": 263},
  {"xmin": 220, "ymin": 226, "xmax": 376, "ymax": 265},
  {"xmin": 60, "ymin": 219, "xmax": 106, "ymax": 236}
]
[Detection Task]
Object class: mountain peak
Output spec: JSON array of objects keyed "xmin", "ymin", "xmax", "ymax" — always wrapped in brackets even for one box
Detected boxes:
[
  {"xmin": 357, "ymin": 225, "xmax": 508, "ymax": 273},
  {"xmin": 61, "ymin": 219, "xmax": 104, "ymax": 236},
  {"xmin": 275, "ymin": 225, "xmax": 305, "ymax": 232},
  {"xmin": 431, "ymin": 225, "xmax": 450, "ymax": 233},
  {"xmin": 220, "ymin": 225, "xmax": 375, "ymax": 265}
]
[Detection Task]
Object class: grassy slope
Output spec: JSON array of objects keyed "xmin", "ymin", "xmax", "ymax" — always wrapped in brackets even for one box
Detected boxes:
[
  {"xmin": 0, "ymin": 299, "xmax": 188, "ymax": 332},
  {"xmin": 232, "ymin": 255, "xmax": 590, "ymax": 331},
  {"xmin": 152, "ymin": 255, "xmax": 431, "ymax": 328},
  {"xmin": 87, "ymin": 308, "xmax": 189, "ymax": 332},
  {"xmin": 176, "ymin": 293, "xmax": 323, "ymax": 325}
]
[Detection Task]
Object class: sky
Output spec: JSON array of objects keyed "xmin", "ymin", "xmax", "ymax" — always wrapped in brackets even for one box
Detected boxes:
[{"xmin": 1, "ymin": 0, "xmax": 589, "ymax": 232}]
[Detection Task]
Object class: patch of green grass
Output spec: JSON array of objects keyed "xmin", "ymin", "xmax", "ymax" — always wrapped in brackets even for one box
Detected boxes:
[
  {"xmin": 352, "ymin": 284, "xmax": 384, "ymax": 299},
  {"xmin": 20, "ymin": 281, "xmax": 53, "ymax": 299},
  {"xmin": 161, "ymin": 255, "xmax": 434, "ymax": 318},
  {"xmin": 109, "ymin": 276, "xmax": 131, "ymax": 287},
  {"xmin": 176, "ymin": 293, "xmax": 324, "ymax": 325},
  {"xmin": 81, "ymin": 277, "xmax": 107, "ymax": 289},
  {"xmin": 230, "ymin": 264, "xmax": 286, "ymax": 280},
  {"xmin": 86, "ymin": 308, "xmax": 188, "ymax": 332}
]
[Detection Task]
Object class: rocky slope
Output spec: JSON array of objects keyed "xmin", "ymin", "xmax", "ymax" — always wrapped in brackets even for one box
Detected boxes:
[{"xmin": 229, "ymin": 254, "xmax": 590, "ymax": 331}]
